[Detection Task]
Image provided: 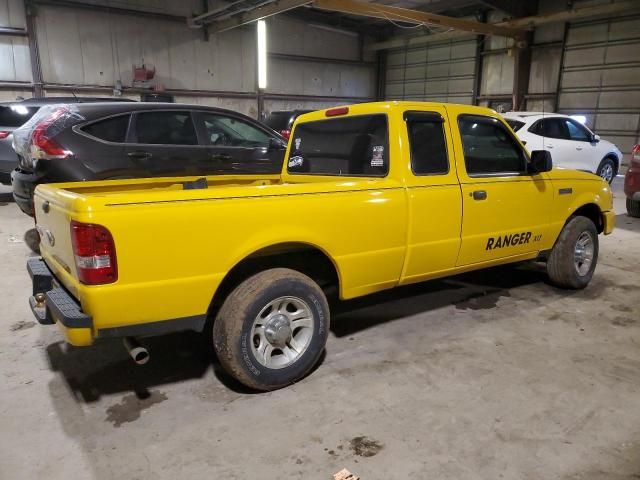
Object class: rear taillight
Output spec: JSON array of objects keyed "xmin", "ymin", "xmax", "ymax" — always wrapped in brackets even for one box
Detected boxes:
[
  {"xmin": 70, "ymin": 221, "xmax": 117, "ymax": 285},
  {"xmin": 279, "ymin": 129, "xmax": 291, "ymax": 140},
  {"xmin": 0, "ymin": 131, "xmax": 10, "ymax": 140},
  {"xmin": 632, "ymin": 144, "xmax": 640, "ymax": 166},
  {"xmin": 30, "ymin": 108, "xmax": 72, "ymax": 160}
]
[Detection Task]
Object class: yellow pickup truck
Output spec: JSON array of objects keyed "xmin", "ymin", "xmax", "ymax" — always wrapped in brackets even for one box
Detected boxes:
[{"xmin": 28, "ymin": 101, "xmax": 614, "ymax": 390}]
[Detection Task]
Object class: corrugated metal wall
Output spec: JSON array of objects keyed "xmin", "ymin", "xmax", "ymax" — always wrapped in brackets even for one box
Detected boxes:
[
  {"xmin": 384, "ymin": 38, "xmax": 477, "ymax": 104},
  {"xmin": 557, "ymin": 14, "xmax": 640, "ymax": 157},
  {"xmin": 0, "ymin": 1, "xmax": 375, "ymax": 117},
  {"xmin": 0, "ymin": 0, "xmax": 31, "ymax": 84}
]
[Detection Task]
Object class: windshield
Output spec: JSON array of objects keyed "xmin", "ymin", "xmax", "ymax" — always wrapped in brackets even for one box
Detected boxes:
[
  {"xmin": 0, "ymin": 105, "xmax": 40, "ymax": 128},
  {"xmin": 265, "ymin": 112, "xmax": 293, "ymax": 130},
  {"xmin": 505, "ymin": 119, "xmax": 525, "ymax": 132}
]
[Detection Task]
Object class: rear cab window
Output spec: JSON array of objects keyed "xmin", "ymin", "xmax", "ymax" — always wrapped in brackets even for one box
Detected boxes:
[{"xmin": 287, "ymin": 114, "xmax": 389, "ymax": 177}]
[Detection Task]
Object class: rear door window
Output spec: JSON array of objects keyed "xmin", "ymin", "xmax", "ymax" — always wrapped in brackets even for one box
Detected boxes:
[
  {"xmin": 530, "ymin": 118, "xmax": 567, "ymax": 139},
  {"xmin": 405, "ymin": 112, "xmax": 449, "ymax": 175},
  {"xmin": 458, "ymin": 115, "xmax": 527, "ymax": 175},
  {"xmin": 82, "ymin": 115, "xmax": 130, "ymax": 142},
  {"xmin": 199, "ymin": 113, "xmax": 271, "ymax": 147},
  {"xmin": 287, "ymin": 114, "xmax": 388, "ymax": 176},
  {"xmin": 134, "ymin": 111, "xmax": 198, "ymax": 145}
]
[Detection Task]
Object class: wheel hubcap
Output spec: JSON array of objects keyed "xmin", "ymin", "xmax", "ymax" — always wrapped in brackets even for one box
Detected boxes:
[
  {"xmin": 600, "ymin": 164, "xmax": 613, "ymax": 182},
  {"xmin": 250, "ymin": 296, "xmax": 314, "ymax": 369},
  {"xmin": 574, "ymin": 232, "xmax": 594, "ymax": 276}
]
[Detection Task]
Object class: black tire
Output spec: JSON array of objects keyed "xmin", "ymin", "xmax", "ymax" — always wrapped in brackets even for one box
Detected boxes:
[
  {"xmin": 596, "ymin": 157, "xmax": 617, "ymax": 184},
  {"xmin": 213, "ymin": 268, "xmax": 329, "ymax": 391},
  {"xmin": 547, "ymin": 216, "xmax": 599, "ymax": 289},
  {"xmin": 627, "ymin": 197, "xmax": 640, "ymax": 218}
]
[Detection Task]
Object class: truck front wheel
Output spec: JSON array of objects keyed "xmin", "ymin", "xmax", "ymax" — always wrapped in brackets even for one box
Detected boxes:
[
  {"xmin": 547, "ymin": 216, "xmax": 599, "ymax": 289},
  {"xmin": 213, "ymin": 268, "xmax": 330, "ymax": 391}
]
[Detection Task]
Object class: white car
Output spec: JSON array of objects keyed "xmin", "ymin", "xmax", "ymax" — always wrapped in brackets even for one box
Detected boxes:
[{"xmin": 502, "ymin": 112, "xmax": 622, "ymax": 183}]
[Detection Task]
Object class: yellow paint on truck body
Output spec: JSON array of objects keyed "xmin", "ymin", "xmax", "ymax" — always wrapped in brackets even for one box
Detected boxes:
[{"xmin": 33, "ymin": 102, "xmax": 614, "ymax": 346}]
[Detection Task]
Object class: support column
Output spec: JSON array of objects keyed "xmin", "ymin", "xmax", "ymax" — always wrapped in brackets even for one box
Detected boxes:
[
  {"xmin": 512, "ymin": 32, "xmax": 533, "ymax": 111},
  {"xmin": 25, "ymin": 2, "xmax": 44, "ymax": 98}
]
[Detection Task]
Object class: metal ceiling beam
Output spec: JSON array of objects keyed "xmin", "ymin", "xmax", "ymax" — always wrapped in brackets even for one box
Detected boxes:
[
  {"xmin": 27, "ymin": 0, "xmax": 187, "ymax": 23},
  {"xmin": 207, "ymin": 0, "xmax": 312, "ymax": 33},
  {"xmin": 313, "ymin": 0, "xmax": 527, "ymax": 39},
  {"xmin": 369, "ymin": 0, "xmax": 640, "ymax": 50}
]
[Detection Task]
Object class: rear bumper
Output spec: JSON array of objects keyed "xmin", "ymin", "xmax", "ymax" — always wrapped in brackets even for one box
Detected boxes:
[
  {"xmin": 603, "ymin": 210, "xmax": 615, "ymax": 235},
  {"xmin": 11, "ymin": 168, "xmax": 38, "ymax": 216},
  {"xmin": 27, "ymin": 257, "xmax": 94, "ymax": 346}
]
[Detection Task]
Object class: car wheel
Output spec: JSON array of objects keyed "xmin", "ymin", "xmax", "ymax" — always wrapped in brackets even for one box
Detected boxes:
[
  {"xmin": 213, "ymin": 268, "xmax": 330, "ymax": 391},
  {"xmin": 596, "ymin": 157, "xmax": 617, "ymax": 184},
  {"xmin": 627, "ymin": 197, "xmax": 640, "ymax": 218},
  {"xmin": 547, "ymin": 216, "xmax": 599, "ymax": 289}
]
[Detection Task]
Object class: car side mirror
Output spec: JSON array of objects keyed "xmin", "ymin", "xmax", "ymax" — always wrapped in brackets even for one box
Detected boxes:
[
  {"xmin": 529, "ymin": 150, "xmax": 552, "ymax": 174},
  {"xmin": 268, "ymin": 138, "xmax": 286, "ymax": 151},
  {"xmin": 591, "ymin": 134, "xmax": 600, "ymax": 143}
]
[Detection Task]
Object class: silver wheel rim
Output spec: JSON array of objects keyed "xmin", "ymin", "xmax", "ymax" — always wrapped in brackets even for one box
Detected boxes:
[
  {"xmin": 574, "ymin": 232, "xmax": 594, "ymax": 276},
  {"xmin": 250, "ymin": 296, "xmax": 314, "ymax": 369},
  {"xmin": 599, "ymin": 163, "xmax": 614, "ymax": 183}
]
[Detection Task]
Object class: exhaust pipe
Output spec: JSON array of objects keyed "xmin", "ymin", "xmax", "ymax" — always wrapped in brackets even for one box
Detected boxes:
[{"xmin": 123, "ymin": 337, "xmax": 150, "ymax": 365}]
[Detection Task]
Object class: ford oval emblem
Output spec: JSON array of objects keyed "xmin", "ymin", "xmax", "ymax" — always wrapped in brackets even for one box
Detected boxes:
[
  {"xmin": 45, "ymin": 230, "xmax": 55, "ymax": 247},
  {"xmin": 42, "ymin": 201, "xmax": 50, "ymax": 213}
]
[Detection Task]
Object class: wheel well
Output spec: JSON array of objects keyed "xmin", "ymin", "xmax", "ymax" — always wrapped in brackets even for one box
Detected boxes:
[
  {"xmin": 207, "ymin": 243, "xmax": 339, "ymax": 319},
  {"xmin": 572, "ymin": 203, "xmax": 604, "ymax": 233},
  {"xmin": 603, "ymin": 154, "xmax": 619, "ymax": 173}
]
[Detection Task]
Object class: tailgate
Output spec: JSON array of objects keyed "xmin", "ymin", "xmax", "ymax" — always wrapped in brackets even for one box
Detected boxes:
[{"xmin": 34, "ymin": 185, "xmax": 82, "ymax": 297}]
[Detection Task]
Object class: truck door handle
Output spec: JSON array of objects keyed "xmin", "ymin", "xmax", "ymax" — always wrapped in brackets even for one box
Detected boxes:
[
  {"xmin": 472, "ymin": 190, "xmax": 487, "ymax": 200},
  {"xmin": 128, "ymin": 151, "xmax": 152, "ymax": 160}
]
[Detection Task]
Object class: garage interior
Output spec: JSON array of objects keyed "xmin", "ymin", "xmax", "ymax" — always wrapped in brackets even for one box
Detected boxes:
[{"xmin": 1, "ymin": 0, "xmax": 640, "ymax": 478}]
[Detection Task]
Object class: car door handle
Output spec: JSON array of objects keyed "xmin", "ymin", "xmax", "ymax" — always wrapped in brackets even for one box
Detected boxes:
[
  {"xmin": 545, "ymin": 144, "xmax": 554, "ymax": 148},
  {"xmin": 127, "ymin": 151, "xmax": 152, "ymax": 160},
  {"xmin": 576, "ymin": 146, "xmax": 583, "ymax": 150},
  {"xmin": 472, "ymin": 190, "xmax": 487, "ymax": 201},
  {"xmin": 210, "ymin": 153, "xmax": 233, "ymax": 161}
]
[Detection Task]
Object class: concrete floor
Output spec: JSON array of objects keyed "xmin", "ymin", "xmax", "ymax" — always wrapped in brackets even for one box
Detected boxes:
[{"xmin": 0, "ymin": 178, "xmax": 639, "ymax": 480}]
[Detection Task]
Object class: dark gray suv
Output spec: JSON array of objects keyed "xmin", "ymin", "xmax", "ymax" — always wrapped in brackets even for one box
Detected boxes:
[
  {"xmin": 1, "ymin": 97, "xmax": 132, "ymax": 185},
  {"xmin": 12, "ymin": 102, "xmax": 286, "ymax": 216}
]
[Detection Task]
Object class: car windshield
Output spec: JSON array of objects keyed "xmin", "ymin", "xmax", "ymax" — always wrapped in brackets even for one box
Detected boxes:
[
  {"xmin": 505, "ymin": 119, "xmax": 525, "ymax": 132},
  {"xmin": 265, "ymin": 112, "xmax": 293, "ymax": 131},
  {"xmin": 0, "ymin": 105, "xmax": 40, "ymax": 127}
]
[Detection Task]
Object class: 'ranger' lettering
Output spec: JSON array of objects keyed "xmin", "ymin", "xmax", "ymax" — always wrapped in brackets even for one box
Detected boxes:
[{"xmin": 486, "ymin": 232, "xmax": 532, "ymax": 250}]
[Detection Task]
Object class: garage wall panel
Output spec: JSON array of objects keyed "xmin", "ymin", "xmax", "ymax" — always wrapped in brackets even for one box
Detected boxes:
[
  {"xmin": 0, "ymin": 0, "xmax": 26, "ymax": 28},
  {"xmin": 384, "ymin": 38, "xmax": 477, "ymax": 103},
  {"xmin": 558, "ymin": 13, "xmax": 640, "ymax": 160}
]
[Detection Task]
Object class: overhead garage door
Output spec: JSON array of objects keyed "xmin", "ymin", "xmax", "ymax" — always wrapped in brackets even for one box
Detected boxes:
[
  {"xmin": 384, "ymin": 38, "xmax": 477, "ymax": 104},
  {"xmin": 558, "ymin": 14, "xmax": 640, "ymax": 161}
]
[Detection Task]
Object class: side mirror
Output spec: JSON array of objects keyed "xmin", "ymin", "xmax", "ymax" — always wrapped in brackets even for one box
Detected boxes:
[
  {"xmin": 268, "ymin": 138, "xmax": 286, "ymax": 151},
  {"xmin": 529, "ymin": 150, "xmax": 552, "ymax": 174},
  {"xmin": 591, "ymin": 133, "xmax": 600, "ymax": 143}
]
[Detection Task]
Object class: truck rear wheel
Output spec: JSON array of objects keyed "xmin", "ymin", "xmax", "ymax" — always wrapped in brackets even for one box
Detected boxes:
[
  {"xmin": 213, "ymin": 268, "xmax": 330, "ymax": 391},
  {"xmin": 547, "ymin": 216, "xmax": 599, "ymax": 289}
]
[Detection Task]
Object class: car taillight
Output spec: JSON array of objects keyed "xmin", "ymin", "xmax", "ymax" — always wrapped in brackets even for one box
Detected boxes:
[
  {"xmin": 279, "ymin": 129, "xmax": 291, "ymax": 140},
  {"xmin": 70, "ymin": 221, "xmax": 117, "ymax": 285},
  {"xmin": 30, "ymin": 108, "xmax": 72, "ymax": 160},
  {"xmin": 632, "ymin": 145, "xmax": 640, "ymax": 166},
  {"xmin": 0, "ymin": 131, "xmax": 10, "ymax": 140}
]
